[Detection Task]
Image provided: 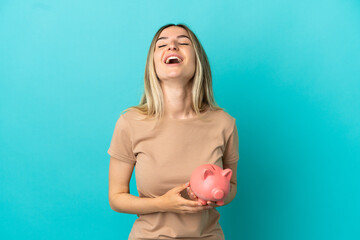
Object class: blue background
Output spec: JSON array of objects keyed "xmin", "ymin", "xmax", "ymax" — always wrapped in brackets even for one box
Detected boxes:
[{"xmin": 1, "ymin": 0, "xmax": 359, "ymax": 239}]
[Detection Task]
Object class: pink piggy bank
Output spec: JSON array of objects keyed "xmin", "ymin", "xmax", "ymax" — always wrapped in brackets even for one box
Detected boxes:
[{"xmin": 189, "ymin": 164, "xmax": 232, "ymax": 206}]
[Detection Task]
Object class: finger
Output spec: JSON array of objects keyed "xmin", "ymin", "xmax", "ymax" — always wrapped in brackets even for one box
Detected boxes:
[
  {"xmin": 177, "ymin": 182, "xmax": 190, "ymax": 192},
  {"xmin": 180, "ymin": 198, "xmax": 204, "ymax": 207},
  {"xmin": 188, "ymin": 194, "xmax": 197, "ymax": 201},
  {"xmin": 186, "ymin": 187, "xmax": 196, "ymax": 196},
  {"xmin": 187, "ymin": 187, "xmax": 197, "ymax": 197},
  {"xmin": 190, "ymin": 193, "xmax": 198, "ymax": 200},
  {"xmin": 188, "ymin": 192, "xmax": 196, "ymax": 199},
  {"xmin": 187, "ymin": 193, "xmax": 197, "ymax": 200},
  {"xmin": 179, "ymin": 182, "xmax": 189, "ymax": 188},
  {"xmin": 186, "ymin": 188, "xmax": 192, "ymax": 197},
  {"xmin": 207, "ymin": 201, "xmax": 217, "ymax": 207},
  {"xmin": 186, "ymin": 189, "xmax": 194, "ymax": 197}
]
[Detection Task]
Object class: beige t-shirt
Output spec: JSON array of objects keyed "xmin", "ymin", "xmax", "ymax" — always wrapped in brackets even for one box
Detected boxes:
[{"xmin": 107, "ymin": 108, "xmax": 239, "ymax": 240}]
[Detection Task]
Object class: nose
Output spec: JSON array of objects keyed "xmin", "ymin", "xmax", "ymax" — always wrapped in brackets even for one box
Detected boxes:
[{"xmin": 168, "ymin": 40, "xmax": 178, "ymax": 50}]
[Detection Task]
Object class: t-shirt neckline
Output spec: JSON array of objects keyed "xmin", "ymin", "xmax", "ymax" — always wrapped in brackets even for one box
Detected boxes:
[{"xmin": 164, "ymin": 110, "xmax": 210, "ymax": 122}]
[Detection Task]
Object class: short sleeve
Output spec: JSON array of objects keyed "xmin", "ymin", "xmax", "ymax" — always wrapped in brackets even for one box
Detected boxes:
[
  {"xmin": 107, "ymin": 114, "xmax": 137, "ymax": 165},
  {"xmin": 222, "ymin": 119, "xmax": 239, "ymax": 165}
]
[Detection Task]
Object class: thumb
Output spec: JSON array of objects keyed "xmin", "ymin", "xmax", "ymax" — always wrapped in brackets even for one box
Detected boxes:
[{"xmin": 177, "ymin": 181, "xmax": 190, "ymax": 191}]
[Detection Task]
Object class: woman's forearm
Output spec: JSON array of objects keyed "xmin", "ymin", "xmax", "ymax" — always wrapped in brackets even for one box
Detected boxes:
[
  {"xmin": 110, "ymin": 183, "xmax": 236, "ymax": 214},
  {"xmin": 109, "ymin": 193, "xmax": 162, "ymax": 215}
]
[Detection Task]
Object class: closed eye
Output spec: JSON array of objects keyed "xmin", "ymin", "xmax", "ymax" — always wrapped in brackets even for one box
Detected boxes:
[{"xmin": 158, "ymin": 43, "xmax": 189, "ymax": 48}]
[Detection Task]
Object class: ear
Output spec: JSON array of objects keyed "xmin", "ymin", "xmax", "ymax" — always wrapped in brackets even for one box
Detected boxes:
[
  {"xmin": 222, "ymin": 169, "xmax": 232, "ymax": 181},
  {"xmin": 202, "ymin": 168, "xmax": 213, "ymax": 180}
]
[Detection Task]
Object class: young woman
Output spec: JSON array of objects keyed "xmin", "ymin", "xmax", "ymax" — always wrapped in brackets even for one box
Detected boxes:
[{"xmin": 107, "ymin": 23, "xmax": 239, "ymax": 239}]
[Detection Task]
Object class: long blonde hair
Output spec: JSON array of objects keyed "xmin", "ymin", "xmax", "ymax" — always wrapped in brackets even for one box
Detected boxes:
[{"xmin": 122, "ymin": 23, "xmax": 223, "ymax": 121}]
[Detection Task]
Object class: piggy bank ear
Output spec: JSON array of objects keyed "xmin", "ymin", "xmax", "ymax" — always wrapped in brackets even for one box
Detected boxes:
[
  {"xmin": 202, "ymin": 169, "xmax": 213, "ymax": 180},
  {"xmin": 222, "ymin": 169, "xmax": 232, "ymax": 181}
]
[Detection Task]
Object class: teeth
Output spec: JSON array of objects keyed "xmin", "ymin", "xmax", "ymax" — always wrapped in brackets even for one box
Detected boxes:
[{"xmin": 165, "ymin": 56, "xmax": 182, "ymax": 64}]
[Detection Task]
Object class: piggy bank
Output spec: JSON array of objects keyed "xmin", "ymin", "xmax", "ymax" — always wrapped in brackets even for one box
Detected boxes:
[{"xmin": 189, "ymin": 164, "xmax": 232, "ymax": 206}]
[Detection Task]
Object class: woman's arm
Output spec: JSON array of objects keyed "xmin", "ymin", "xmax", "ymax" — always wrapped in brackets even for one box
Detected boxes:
[{"xmin": 108, "ymin": 156, "xmax": 162, "ymax": 215}]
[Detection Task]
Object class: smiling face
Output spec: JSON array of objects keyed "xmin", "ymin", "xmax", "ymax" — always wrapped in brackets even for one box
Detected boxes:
[{"xmin": 153, "ymin": 26, "xmax": 196, "ymax": 83}]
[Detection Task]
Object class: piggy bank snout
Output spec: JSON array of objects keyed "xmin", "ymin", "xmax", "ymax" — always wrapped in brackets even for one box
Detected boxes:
[
  {"xmin": 190, "ymin": 164, "xmax": 233, "ymax": 202},
  {"xmin": 212, "ymin": 188, "xmax": 225, "ymax": 200}
]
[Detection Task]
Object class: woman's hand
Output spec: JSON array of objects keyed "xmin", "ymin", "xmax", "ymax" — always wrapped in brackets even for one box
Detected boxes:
[
  {"xmin": 206, "ymin": 200, "xmax": 220, "ymax": 208},
  {"xmin": 157, "ymin": 182, "xmax": 213, "ymax": 214},
  {"xmin": 187, "ymin": 184, "xmax": 220, "ymax": 208},
  {"xmin": 186, "ymin": 184, "xmax": 198, "ymax": 201}
]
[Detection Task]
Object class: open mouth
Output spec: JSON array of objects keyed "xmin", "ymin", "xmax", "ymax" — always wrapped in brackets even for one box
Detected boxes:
[
  {"xmin": 167, "ymin": 58, "xmax": 181, "ymax": 64},
  {"xmin": 164, "ymin": 55, "xmax": 183, "ymax": 65}
]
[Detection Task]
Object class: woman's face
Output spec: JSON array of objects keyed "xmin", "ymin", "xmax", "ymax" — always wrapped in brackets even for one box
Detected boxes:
[{"xmin": 153, "ymin": 26, "xmax": 196, "ymax": 83}]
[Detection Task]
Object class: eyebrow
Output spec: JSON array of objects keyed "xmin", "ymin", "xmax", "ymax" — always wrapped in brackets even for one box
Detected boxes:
[{"xmin": 156, "ymin": 35, "xmax": 191, "ymax": 43}]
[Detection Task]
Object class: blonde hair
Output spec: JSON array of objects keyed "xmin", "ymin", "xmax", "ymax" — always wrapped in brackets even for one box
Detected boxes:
[{"xmin": 122, "ymin": 23, "xmax": 223, "ymax": 121}]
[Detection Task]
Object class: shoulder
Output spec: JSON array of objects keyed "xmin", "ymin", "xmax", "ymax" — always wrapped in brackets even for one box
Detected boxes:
[
  {"xmin": 210, "ymin": 108, "xmax": 236, "ymax": 125},
  {"xmin": 118, "ymin": 108, "xmax": 143, "ymax": 120},
  {"xmin": 208, "ymin": 109, "xmax": 237, "ymax": 138},
  {"xmin": 119, "ymin": 108, "xmax": 133, "ymax": 119},
  {"xmin": 117, "ymin": 108, "xmax": 151, "ymax": 127}
]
